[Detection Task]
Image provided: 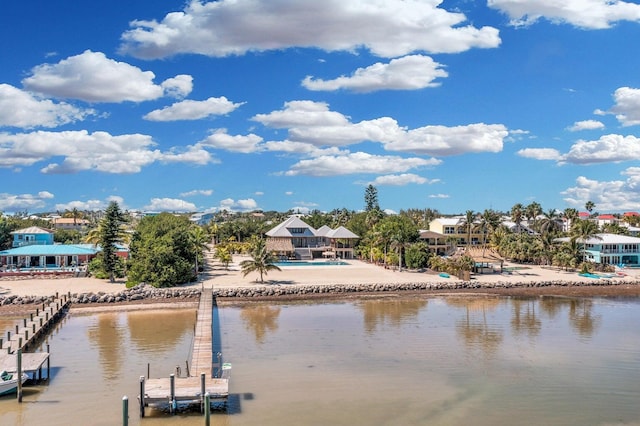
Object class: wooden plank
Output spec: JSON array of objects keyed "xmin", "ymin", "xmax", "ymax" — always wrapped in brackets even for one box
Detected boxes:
[
  {"xmin": 189, "ymin": 290, "xmax": 213, "ymax": 377},
  {"xmin": 144, "ymin": 377, "xmax": 229, "ymax": 401},
  {"xmin": 0, "ymin": 352, "xmax": 49, "ymax": 373}
]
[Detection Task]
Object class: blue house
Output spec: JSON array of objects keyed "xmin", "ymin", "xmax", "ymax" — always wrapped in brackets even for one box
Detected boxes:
[
  {"xmin": 1, "ymin": 226, "xmax": 98, "ymax": 270},
  {"xmin": 11, "ymin": 226, "xmax": 54, "ymax": 247},
  {"xmin": 580, "ymin": 233, "xmax": 640, "ymax": 266}
]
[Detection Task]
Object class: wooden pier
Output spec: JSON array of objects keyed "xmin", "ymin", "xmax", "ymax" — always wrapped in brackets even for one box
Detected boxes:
[
  {"xmin": 0, "ymin": 293, "xmax": 70, "ymax": 399},
  {"xmin": 140, "ymin": 289, "xmax": 229, "ymax": 414}
]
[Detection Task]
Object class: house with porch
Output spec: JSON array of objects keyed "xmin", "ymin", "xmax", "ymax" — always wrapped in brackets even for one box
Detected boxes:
[
  {"xmin": 1, "ymin": 226, "xmax": 99, "ymax": 270},
  {"xmin": 579, "ymin": 233, "xmax": 640, "ymax": 266},
  {"xmin": 265, "ymin": 216, "xmax": 359, "ymax": 260}
]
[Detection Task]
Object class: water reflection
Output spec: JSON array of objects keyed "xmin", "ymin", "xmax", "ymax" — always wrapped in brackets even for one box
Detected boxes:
[
  {"xmin": 358, "ymin": 299, "xmax": 428, "ymax": 333},
  {"xmin": 511, "ymin": 299, "xmax": 542, "ymax": 338},
  {"xmin": 86, "ymin": 314, "xmax": 124, "ymax": 380},
  {"xmin": 568, "ymin": 299, "xmax": 601, "ymax": 338},
  {"xmin": 240, "ymin": 305, "xmax": 280, "ymax": 343},
  {"xmin": 127, "ymin": 309, "xmax": 195, "ymax": 352},
  {"xmin": 447, "ymin": 297, "xmax": 504, "ymax": 357}
]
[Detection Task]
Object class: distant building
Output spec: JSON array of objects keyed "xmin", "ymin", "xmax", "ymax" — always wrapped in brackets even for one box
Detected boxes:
[
  {"xmin": 265, "ymin": 216, "xmax": 359, "ymax": 260},
  {"xmin": 51, "ymin": 217, "xmax": 90, "ymax": 230}
]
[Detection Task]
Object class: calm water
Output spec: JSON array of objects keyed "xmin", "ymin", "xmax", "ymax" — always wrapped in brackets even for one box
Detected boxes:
[{"xmin": 1, "ymin": 296, "xmax": 639, "ymax": 425}]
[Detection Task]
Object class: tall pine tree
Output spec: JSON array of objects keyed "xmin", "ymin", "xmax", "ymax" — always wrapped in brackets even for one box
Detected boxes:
[{"xmin": 99, "ymin": 201, "xmax": 126, "ymax": 283}]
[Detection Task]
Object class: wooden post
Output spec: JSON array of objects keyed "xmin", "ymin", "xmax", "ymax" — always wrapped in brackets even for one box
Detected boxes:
[
  {"xmin": 17, "ymin": 349, "xmax": 23, "ymax": 402},
  {"xmin": 170, "ymin": 374, "xmax": 175, "ymax": 414},
  {"xmin": 47, "ymin": 344, "xmax": 50, "ymax": 380},
  {"xmin": 15, "ymin": 325, "xmax": 19, "ymax": 334},
  {"xmin": 185, "ymin": 360, "xmax": 190, "ymax": 377},
  {"xmin": 147, "ymin": 363, "xmax": 150, "ymax": 379},
  {"xmin": 23, "ymin": 318, "xmax": 27, "ymax": 327},
  {"xmin": 200, "ymin": 372, "xmax": 206, "ymax": 413},
  {"xmin": 30, "ymin": 313, "xmax": 33, "ymax": 321},
  {"xmin": 139, "ymin": 376, "xmax": 145, "ymax": 418},
  {"xmin": 122, "ymin": 396, "xmax": 128, "ymax": 426},
  {"xmin": 204, "ymin": 392, "xmax": 211, "ymax": 426}
]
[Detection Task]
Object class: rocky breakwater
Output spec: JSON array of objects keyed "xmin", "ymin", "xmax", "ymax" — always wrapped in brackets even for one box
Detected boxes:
[
  {"xmin": 0, "ymin": 283, "xmax": 201, "ymax": 307},
  {"xmin": 214, "ymin": 278, "xmax": 640, "ymax": 298}
]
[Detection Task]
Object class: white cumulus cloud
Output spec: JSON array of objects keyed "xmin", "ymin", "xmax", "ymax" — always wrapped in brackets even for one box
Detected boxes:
[
  {"xmin": 609, "ymin": 87, "xmax": 640, "ymax": 126},
  {"xmin": 369, "ymin": 173, "xmax": 435, "ymax": 186},
  {"xmin": 488, "ymin": 0, "xmax": 640, "ymax": 29},
  {"xmin": 302, "ymin": 55, "xmax": 448, "ymax": 93},
  {"xmin": 0, "ymin": 84, "xmax": 94, "ymax": 128},
  {"xmin": 562, "ymin": 171, "xmax": 640, "ymax": 211},
  {"xmin": 0, "ymin": 130, "xmax": 215, "ymax": 173},
  {"xmin": 200, "ymin": 129, "xmax": 264, "ymax": 153},
  {"xmin": 283, "ymin": 152, "xmax": 440, "ymax": 177},
  {"xmin": 144, "ymin": 97, "xmax": 244, "ymax": 121},
  {"xmin": 563, "ymin": 134, "xmax": 640, "ymax": 164},
  {"xmin": 0, "ymin": 191, "xmax": 55, "ymax": 212},
  {"xmin": 566, "ymin": 119, "xmax": 605, "ymax": 131},
  {"xmin": 218, "ymin": 198, "xmax": 259, "ymax": 212},
  {"xmin": 22, "ymin": 50, "xmax": 191, "ymax": 103},
  {"xmin": 254, "ymin": 100, "xmax": 509, "ymax": 156},
  {"xmin": 144, "ymin": 198, "xmax": 197, "ymax": 212},
  {"xmin": 517, "ymin": 148, "xmax": 562, "ymax": 161},
  {"xmin": 120, "ymin": 0, "xmax": 500, "ymax": 59}
]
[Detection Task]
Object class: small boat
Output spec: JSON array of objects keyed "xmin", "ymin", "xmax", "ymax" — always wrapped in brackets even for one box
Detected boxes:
[
  {"xmin": 0, "ymin": 371, "xmax": 29, "ymax": 396},
  {"xmin": 438, "ymin": 272, "xmax": 450, "ymax": 278}
]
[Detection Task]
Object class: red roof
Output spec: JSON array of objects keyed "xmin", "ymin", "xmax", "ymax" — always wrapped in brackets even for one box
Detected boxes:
[
  {"xmin": 598, "ymin": 214, "xmax": 616, "ymax": 220},
  {"xmin": 624, "ymin": 212, "xmax": 640, "ymax": 217},
  {"xmin": 579, "ymin": 212, "xmax": 590, "ymax": 217}
]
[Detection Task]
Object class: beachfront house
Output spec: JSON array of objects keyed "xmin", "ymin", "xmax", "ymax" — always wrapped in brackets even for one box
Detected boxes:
[
  {"xmin": 265, "ymin": 216, "xmax": 359, "ymax": 260},
  {"xmin": 556, "ymin": 233, "xmax": 640, "ymax": 266},
  {"xmin": 10, "ymin": 226, "xmax": 54, "ymax": 247},
  {"xmin": 418, "ymin": 230, "xmax": 452, "ymax": 256},
  {"xmin": 1, "ymin": 226, "xmax": 99, "ymax": 271},
  {"xmin": 428, "ymin": 217, "xmax": 487, "ymax": 246}
]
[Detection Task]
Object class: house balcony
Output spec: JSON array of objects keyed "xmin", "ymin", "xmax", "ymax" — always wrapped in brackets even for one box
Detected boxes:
[{"xmin": 12, "ymin": 241, "xmax": 49, "ymax": 248}]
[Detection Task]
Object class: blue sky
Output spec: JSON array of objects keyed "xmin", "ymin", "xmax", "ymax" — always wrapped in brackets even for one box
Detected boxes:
[{"xmin": 2, "ymin": 0, "xmax": 640, "ymax": 216}]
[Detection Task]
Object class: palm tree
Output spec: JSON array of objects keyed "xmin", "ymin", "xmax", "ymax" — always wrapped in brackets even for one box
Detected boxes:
[
  {"xmin": 563, "ymin": 207, "xmax": 579, "ymax": 232},
  {"xmin": 461, "ymin": 210, "xmax": 476, "ymax": 247},
  {"xmin": 538, "ymin": 208, "xmax": 560, "ymax": 235},
  {"xmin": 585, "ymin": 201, "xmax": 596, "ymax": 217},
  {"xmin": 570, "ymin": 219, "xmax": 601, "ymax": 263},
  {"xmin": 525, "ymin": 202, "xmax": 542, "ymax": 231},
  {"xmin": 188, "ymin": 225, "xmax": 209, "ymax": 280},
  {"xmin": 240, "ymin": 237, "xmax": 281, "ymax": 283},
  {"xmin": 510, "ymin": 203, "xmax": 524, "ymax": 231}
]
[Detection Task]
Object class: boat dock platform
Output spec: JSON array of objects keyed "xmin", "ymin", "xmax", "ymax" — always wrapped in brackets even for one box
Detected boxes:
[
  {"xmin": 140, "ymin": 289, "xmax": 229, "ymax": 414},
  {"xmin": 0, "ymin": 293, "xmax": 69, "ymax": 399}
]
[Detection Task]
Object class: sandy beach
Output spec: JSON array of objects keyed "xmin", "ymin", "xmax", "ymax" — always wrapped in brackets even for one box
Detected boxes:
[{"xmin": 2, "ymin": 255, "xmax": 640, "ymax": 301}]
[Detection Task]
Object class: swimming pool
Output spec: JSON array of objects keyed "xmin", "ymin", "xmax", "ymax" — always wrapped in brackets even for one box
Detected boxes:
[{"xmin": 274, "ymin": 260, "xmax": 349, "ymax": 267}]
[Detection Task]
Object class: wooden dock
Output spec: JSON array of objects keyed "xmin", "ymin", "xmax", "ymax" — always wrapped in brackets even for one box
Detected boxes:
[
  {"xmin": 140, "ymin": 289, "xmax": 229, "ymax": 413},
  {"xmin": 0, "ymin": 294, "xmax": 69, "ymax": 375}
]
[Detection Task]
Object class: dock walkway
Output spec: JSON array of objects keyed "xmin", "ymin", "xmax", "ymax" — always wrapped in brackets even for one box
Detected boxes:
[
  {"xmin": 141, "ymin": 287, "xmax": 229, "ymax": 412},
  {"xmin": 0, "ymin": 294, "xmax": 69, "ymax": 378}
]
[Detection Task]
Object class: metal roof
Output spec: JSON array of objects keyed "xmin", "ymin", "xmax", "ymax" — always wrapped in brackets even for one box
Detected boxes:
[{"xmin": 0, "ymin": 244, "xmax": 98, "ymax": 256}]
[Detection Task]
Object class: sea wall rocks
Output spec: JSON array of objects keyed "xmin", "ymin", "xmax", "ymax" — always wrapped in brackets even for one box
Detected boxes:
[
  {"xmin": 213, "ymin": 278, "xmax": 640, "ymax": 298},
  {"xmin": 1, "ymin": 279, "xmax": 639, "ymax": 307},
  {"xmin": 0, "ymin": 283, "xmax": 201, "ymax": 307}
]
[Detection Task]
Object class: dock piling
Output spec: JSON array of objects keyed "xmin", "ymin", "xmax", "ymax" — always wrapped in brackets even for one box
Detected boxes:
[
  {"xmin": 170, "ymin": 373, "xmax": 175, "ymax": 414},
  {"xmin": 139, "ymin": 376, "xmax": 145, "ymax": 418},
  {"xmin": 122, "ymin": 396, "xmax": 129, "ymax": 426},
  {"xmin": 204, "ymin": 393, "xmax": 211, "ymax": 426},
  {"xmin": 17, "ymin": 349, "xmax": 22, "ymax": 403}
]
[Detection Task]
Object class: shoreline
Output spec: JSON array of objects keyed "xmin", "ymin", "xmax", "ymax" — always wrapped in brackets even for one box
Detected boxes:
[{"xmin": 1, "ymin": 258, "xmax": 639, "ymax": 316}]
